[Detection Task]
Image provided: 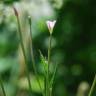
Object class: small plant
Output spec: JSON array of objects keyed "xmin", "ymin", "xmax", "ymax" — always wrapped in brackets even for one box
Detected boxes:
[
  {"xmin": 45, "ymin": 20, "xmax": 57, "ymax": 96},
  {"xmin": 0, "ymin": 6, "xmax": 96, "ymax": 96},
  {"xmin": 13, "ymin": 6, "xmax": 57, "ymax": 96},
  {"xmin": 13, "ymin": 7, "xmax": 96, "ymax": 96}
]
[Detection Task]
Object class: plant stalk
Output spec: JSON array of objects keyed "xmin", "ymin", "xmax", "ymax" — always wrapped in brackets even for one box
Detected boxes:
[
  {"xmin": 15, "ymin": 13, "xmax": 32, "ymax": 95},
  {"xmin": 47, "ymin": 34, "xmax": 52, "ymax": 96},
  {"xmin": 28, "ymin": 16, "xmax": 43, "ymax": 93},
  {"xmin": 88, "ymin": 74, "xmax": 96, "ymax": 96},
  {"xmin": 0, "ymin": 76, "xmax": 6, "ymax": 96}
]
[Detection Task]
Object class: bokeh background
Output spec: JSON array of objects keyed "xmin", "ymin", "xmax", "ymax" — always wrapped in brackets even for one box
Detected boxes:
[{"xmin": 0, "ymin": 0, "xmax": 96, "ymax": 96}]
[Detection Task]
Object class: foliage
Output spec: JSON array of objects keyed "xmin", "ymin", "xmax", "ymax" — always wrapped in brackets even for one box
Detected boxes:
[{"xmin": 0, "ymin": 0, "xmax": 96, "ymax": 96}]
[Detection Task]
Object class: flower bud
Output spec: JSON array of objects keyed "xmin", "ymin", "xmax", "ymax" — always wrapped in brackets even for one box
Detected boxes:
[{"xmin": 46, "ymin": 20, "xmax": 56, "ymax": 34}]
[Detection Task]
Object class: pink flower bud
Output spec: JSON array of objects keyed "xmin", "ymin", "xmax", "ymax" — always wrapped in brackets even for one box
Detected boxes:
[{"xmin": 46, "ymin": 20, "xmax": 56, "ymax": 34}]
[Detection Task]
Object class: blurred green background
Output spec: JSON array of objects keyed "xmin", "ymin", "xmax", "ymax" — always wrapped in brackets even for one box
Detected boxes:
[{"xmin": 0, "ymin": 0, "xmax": 96, "ymax": 96}]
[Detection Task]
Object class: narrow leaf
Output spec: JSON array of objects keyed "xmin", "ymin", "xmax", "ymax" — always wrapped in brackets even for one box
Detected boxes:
[
  {"xmin": 50, "ymin": 63, "xmax": 58, "ymax": 88},
  {"xmin": 39, "ymin": 50, "xmax": 48, "ymax": 75}
]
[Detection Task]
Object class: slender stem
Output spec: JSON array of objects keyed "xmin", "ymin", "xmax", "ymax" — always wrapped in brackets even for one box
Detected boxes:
[
  {"xmin": 47, "ymin": 34, "xmax": 52, "ymax": 96},
  {"xmin": 48, "ymin": 34, "xmax": 52, "ymax": 81},
  {"xmin": 49, "ymin": 88, "xmax": 52, "ymax": 96},
  {"xmin": 44, "ymin": 75, "xmax": 47, "ymax": 96},
  {"xmin": 0, "ymin": 76, "xmax": 6, "ymax": 96},
  {"xmin": 28, "ymin": 16, "xmax": 44, "ymax": 95},
  {"xmin": 50, "ymin": 62, "xmax": 58, "ymax": 88},
  {"xmin": 88, "ymin": 74, "xmax": 96, "ymax": 96},
  {"xmin": 45, "ymin": 75, "xmax": 48, "ymax": 96},
  {"xmin": 16, "ymin": 14, "xmax": 32, "ymax": 94}
]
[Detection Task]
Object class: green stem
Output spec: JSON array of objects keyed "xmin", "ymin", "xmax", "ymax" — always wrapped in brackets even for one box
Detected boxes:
[
  {"xmin": 16, "ymin": 14, "xmax": 32, "ymax": 95},
  {"xmin": 45, "ymin": 75, "xmax": 47, "ymax": 96},
  {"xmin": 88, "ymin": 74, "xmax": 96, "ymax": 96},
  {"xmin": 28, "ymin": 16, "xmax": 44, "ymax": 96},
  {"xmin": 0, "ymin": 76, "xmax": 6, "ymax": 96},
  {"xmin": 47, "ymin": 34, "xmax": 52, "ymax": 96},
  {"xmin": 49, "ymin": 88, "xmax": 52, "ymax": 96},
  {"xmin": 50, "ymin": 63, "xmax": 58, "ymax": 88}
]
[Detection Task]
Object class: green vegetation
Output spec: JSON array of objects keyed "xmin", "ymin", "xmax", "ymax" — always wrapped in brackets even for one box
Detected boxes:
[{"xmin": 0, "ymin": 0, "xmax": 96, "ymax": 96}]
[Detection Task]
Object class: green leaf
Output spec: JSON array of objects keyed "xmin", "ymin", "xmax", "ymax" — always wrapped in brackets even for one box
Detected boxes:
[
  {"xmin": 39, "ymin": 50, "xmax": 48, "ymax": 75},
  {"xmin": 50, "ymin": 63, "xmax": 58, "ymax": 88}
]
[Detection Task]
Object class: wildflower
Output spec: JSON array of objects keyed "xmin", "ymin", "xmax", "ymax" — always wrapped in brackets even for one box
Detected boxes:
[{"xmin": 46, "ymin": 20, "xmax": 56, "ymax": 34}]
